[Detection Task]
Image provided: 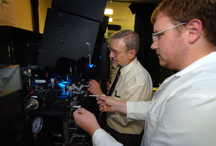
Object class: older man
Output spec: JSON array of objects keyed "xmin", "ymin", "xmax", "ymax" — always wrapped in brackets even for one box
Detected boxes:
[{"xmin": 87, "ymin": 30, "xmax": 153, "ymax": 146}]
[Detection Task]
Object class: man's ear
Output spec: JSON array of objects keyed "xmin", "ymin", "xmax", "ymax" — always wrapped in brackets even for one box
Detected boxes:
[
  {"xmin": 188, "ymin": 19, "xmax": 202, "ymax": 44},
  {"xmin": 129, "ymin": 49, "xmax": 136, "ymax": 59}
]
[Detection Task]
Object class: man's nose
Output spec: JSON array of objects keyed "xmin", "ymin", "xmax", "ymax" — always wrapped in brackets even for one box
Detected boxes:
[
  {"xmin": 109, "ymin": 51, "xmax": 115, "ymax": 58},
  {"xmin": 151, "ymin": 40, "xmax": 158, "ymax": 50}
]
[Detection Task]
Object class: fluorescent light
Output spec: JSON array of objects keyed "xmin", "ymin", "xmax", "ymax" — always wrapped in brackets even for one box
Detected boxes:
[
  {"xmin": 104, "ymin": 9, "xmax": 113, "ymax": 15},
  {"xmin": 109, "ymin": 18, "xmax": 113, "ymax": 22}
]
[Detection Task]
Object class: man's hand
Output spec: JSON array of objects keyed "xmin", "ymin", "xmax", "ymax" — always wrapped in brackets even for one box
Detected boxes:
[
  {"xmin": 88, "ymin": 79, "xmax": 103, "ymax": 96},
  {"xmin": 73, "ymin": 108, "xmax": 101, "ymax": 136},
  {"xmin": 97, "ymin": 96, "xmax": 127, "ymax": 114},
  {"xmin": 97, "ymin": 96, "xmax": 117, "ymax": 112}
]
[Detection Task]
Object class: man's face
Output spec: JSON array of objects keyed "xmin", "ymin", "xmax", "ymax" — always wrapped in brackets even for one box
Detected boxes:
[
  {"xmin": 151, "ymin": 12, "xmax": 188, "ymax": 71},
  {"xmin": 109, "ymin": 38, "xmax": 130, "ymax": 68}
]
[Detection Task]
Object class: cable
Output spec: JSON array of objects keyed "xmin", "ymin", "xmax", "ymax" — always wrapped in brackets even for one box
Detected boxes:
[{"xmin": 24, "ymin": 86, "xmax": 42, "ymax": 100}]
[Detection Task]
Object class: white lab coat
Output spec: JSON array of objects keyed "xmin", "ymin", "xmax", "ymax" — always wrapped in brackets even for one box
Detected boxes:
[{"xmin": 92, "ymin": 51, "xmax": 216, "ymax": 146}]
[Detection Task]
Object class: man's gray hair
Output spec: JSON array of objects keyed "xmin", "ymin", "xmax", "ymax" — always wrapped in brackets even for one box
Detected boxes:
[{"xmin": 110, "ymin": 29, "xmax": 140, "ymax": 53}]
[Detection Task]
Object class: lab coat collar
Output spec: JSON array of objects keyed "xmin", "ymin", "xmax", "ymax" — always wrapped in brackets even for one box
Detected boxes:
[{"xmin": 163, "ymin": 51, "xmax": 216, "ymax": 84}]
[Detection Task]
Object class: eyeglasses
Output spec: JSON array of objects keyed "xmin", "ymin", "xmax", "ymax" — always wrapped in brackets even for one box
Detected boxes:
[
  {"xmin": 152, "ymin": 22, "xmax": 187, "ymax": 42},
  {"xmin": 110, "ymin": 48, "xmax": 129, "ymax": 56}
]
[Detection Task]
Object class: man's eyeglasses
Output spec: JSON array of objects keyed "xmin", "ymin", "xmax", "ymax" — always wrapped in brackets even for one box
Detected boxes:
[
  {"xmin": 152, "ymin": 22, "xmax": 187, "ymax": 42},
  {"xmin": 110, "ymin": 48, "xmax": 129, "ymax": 56}
]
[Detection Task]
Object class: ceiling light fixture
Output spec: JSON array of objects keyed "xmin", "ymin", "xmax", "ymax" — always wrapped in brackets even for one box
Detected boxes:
[{"xmin": 104, "ymin": 9, "xmax": 113, "ymax": 15}]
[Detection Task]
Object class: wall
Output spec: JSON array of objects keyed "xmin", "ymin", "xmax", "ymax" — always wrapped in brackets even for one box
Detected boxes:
[
  {"xmin": 15, "ymin": 0, "xmax": 51, "ymax": 33},
  {"xmin": 38, "ymin": 0, "xmax": 52, "ymax": 33}
]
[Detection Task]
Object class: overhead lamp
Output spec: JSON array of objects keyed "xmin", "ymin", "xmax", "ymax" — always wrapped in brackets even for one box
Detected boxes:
[
  {"xmin": 109, "ymin": 18, "xmax": 113, "ymax": 22},
  {"xmin": 104, "ymin": 9, "xmax": 113, "ymax": 15}
]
